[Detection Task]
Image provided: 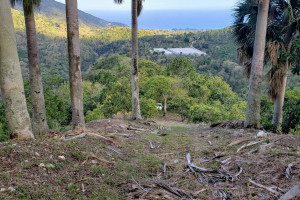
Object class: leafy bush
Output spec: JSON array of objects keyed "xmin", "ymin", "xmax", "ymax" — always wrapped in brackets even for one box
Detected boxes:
[
  {"xmin": 140, "ymin": 98, "xmax": 158, "ymax": 119},
  {"xmin": 169, "ymin": 96, "xmax": 196, "ymax": 121},
  {"xmin": 85, "ymin": 104, "xmax": 105, "ymax": 122},
  {"xmin": 189, "ymin": 103, "xmax": 224, "ymax": 123},
  {"xmin": 282, "ymin": 89, "xmax": 300, "ymax": 134}
]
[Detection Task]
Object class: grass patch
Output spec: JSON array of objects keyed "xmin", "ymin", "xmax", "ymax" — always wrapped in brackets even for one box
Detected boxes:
[{"xmin": 71, "ymin": 151, "xmax": 85, "ymax": 161}]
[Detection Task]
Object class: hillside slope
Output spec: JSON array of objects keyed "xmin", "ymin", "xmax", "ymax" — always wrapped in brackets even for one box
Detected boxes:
[
  {"xmin": 0, "ymin": 119, "xmax": 299, "ymax": 199},
  {"xmin": 13, "ymin": 0, "xmax": 126, "ymax": 28}
]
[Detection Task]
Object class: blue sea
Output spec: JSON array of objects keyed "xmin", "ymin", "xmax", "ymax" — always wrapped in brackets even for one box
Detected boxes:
[{"xmin": 86, "ymin": 10, "xmax": 234, "ymax": 30}]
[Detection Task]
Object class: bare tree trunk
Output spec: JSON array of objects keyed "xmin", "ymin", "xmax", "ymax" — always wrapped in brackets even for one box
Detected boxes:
[
  {"xmin": 24, "ymin": 7, "xmax": 48, "ymax": 136},
  {"xmin": 0, "ymin": 0, "xmax": 34, "ymax": 140},
  {"xmin": 244, "ymin": 0, "xmax": 269, "ymax": 128},
  {"xmin": 66, "ymin": 0, "xmax": 85, "ymax": 129},
  {"xmin": 131, "ymin": 0, "xmax": 142, "ymax": 120},
  {"xmin": 272, "ymin": 61, "xmax": 288, "ymax": 133},
  {"xmin": 163, "ymin": 94, "xmax": 167, "ymax": 117}
]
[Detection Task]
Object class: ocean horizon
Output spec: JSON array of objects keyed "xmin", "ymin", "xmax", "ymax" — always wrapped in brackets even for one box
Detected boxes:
[{"xmin": 86, "ymin": 10, "xmax": 234, "ymax": 30}]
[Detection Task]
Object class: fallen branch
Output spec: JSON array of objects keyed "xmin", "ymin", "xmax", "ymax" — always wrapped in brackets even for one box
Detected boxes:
[
  {"xmin": 221, "ymin": 157, "xmax": 231, "ymax": 164},
  {"xmin": 72, "ymin": 177, "xmax": 91, "ymax": 185},
  {"xmin": 228, "ymin": 138, "xmax": 254, "ymax": 147},
  {"xmin": 107, "ymin": 146, "xmax": 125, "ymax": 155},
  {"xmin": 285, "ymin": 163, "xmax": 294, "ymax": 179},
  {"xmin": 64, "ymin": 133, "xmax": 87, "ymax": 141},
  {"xmin": 87, "ymin": 132, "xmax": 117, "ymax": 145},
  {"xmin": 162, "ymin": 163, "xmax": 167, "ymax": 176},
  {"xmin": 127, "ymin": 126, "xmax": 146, "ymax": 132},
  {"xmin": 235, "ymin": 167, "xmax": 243, "ymax": 177},
  {"xmin": 186, "ymin": 153, "xmax": 233, "ymax": 184},
  {"xmin": 248, "ymin": 179, "xmax": 280, "ymax": 196},
  {"xmin": 81, "ymin": 154, "xmax": 113, "ymax": 165},
  {"xmin": 90, "ymin": 153, "xmax": 111, "ymax": 164},
  {"xmin": 156, "ymin": 183, "xmax": 194, "ymax": 199},
  {"xmin": 278, "ymin": 185, "xmax": 300, "ymax": 200},
  {"xmin": 237, "ymin": 141, "xmax": 263, "ymax": 153}
]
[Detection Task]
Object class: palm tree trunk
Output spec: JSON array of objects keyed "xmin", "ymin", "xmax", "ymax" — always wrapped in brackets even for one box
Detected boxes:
[
  {"xmin": 66, "ymin": 0, "xmax": 85, "ymax": 129},
  {"xmin": 24, "ymin": 7, "xmax": 48, "ymax": 136},
  {"xmin": 272, "ymin": 61, "xmax": 288, "ymax": 133},
  {"xmin": 0, "ymin": 0, "xmax": 34, "ymax": 140},
  {"xmin": 131, "ymin": 0, "xmax": 142, "ymax": 120},
  {"xmin": 163, "ymin": 94, "xmax": 167, "ymax": 117},
  {"xmin": 244, "ymin": 0, "xmax": 270, "ymax": 128}
]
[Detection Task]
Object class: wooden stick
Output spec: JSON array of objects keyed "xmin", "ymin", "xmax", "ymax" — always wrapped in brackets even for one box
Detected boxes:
[
  {"xmin": 72, "ymin": 177, "xmax": 91, "ymax": 184},
  {"xmin": 237, "ymin": 141, "xmax": 263, "ymax": 153},
  {"xmin": 248, "ymin": 179, "xmax": 280, "ymax": 196},
  {"xmin": 64, "ymin": 132, "xmax": 87, "ymax": 141},
  {"xmin": 228, "ymin": 138, "xmax": 254, "ymax": 146},
  {"xmin": 87, "ymin": 132, "xmax": 117, "ymax": 145},
  {"xmin": 278, "ymin": 185, "xmax": 300, "ymax": 200},
  {"xmin": 90, "ymin": 154, "xmax": 112, "ymax": 164},
  {"xmin": 235, "ymin": 167, "xmax": 243, "ymax": 177}
]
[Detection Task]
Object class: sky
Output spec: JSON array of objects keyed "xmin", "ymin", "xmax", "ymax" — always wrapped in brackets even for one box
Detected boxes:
[{"xmin": 55, "ymin": 0, "xmax": 239, "ymax": 11}]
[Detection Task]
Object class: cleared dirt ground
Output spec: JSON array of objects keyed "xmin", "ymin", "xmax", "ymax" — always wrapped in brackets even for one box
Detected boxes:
[{"xmin": 0, "ymin": 117, "xmax": 299, "ymax": 199}]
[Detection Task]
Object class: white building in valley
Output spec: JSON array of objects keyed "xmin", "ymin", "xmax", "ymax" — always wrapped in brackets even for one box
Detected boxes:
[
  {"xmin": 150, "ymin": 47, "xmax": 207, "ymax": 56},
  {"xmin": 151, "ymin": 48, "xmax": 173, "ymax": 55}
]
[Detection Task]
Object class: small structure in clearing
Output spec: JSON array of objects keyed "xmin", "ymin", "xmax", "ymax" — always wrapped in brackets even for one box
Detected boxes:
[{"xmin": 150, "ymin": 47, "xmax": 207, "ymax": 56}]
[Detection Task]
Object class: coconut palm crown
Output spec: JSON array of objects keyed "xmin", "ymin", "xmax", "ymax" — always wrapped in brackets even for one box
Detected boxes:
[
  {"xmin": 10, "ymin": 0, "xmax": 41, "ymax": 15},
  {"xmin": 233, "ymin": 0, "xmax": 300, "ymax": 98},
  {"xmin": 114, "ymin": 0, "xmax": 144, "ymax": 16}
]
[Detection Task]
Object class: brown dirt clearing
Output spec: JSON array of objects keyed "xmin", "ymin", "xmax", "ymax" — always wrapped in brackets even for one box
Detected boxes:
[{"xmin": 0, "ymin": 118, "xmax": 299, "ymax": 199}]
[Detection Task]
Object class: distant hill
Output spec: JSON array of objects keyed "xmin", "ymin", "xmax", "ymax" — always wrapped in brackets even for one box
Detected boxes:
[{"xmin": 13, "ymin": 0, "xmax": 126, "ymax": 28}]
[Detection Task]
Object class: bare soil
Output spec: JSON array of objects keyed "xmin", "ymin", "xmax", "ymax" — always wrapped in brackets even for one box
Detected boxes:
[{"xmin": 0, "ymin": 117, "xmax": 299, "ymax": 200}]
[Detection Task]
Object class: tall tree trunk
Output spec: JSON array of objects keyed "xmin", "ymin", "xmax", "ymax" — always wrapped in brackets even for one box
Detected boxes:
[
  {"xmin": 244, "ymin": 0, "xmax": 270, "ymax": 128},
  {"xmin": 272, "ymin": 61, "xmax": 289, "ymax": 133},
  {"xmin": 66, "ymin": 0, "xmax": 85, "ymax": 129},
  {"xmin": 0, "ymin": 0, "xmax": 34, "ymax": 140},
  {"xmin": 24, "ymin": 7, "xmax": 48, "ymax": 136},
  {"xmin": 131, "ymin": 0, "xmax": 142, "ymax": 120},
  {"xmin": 163, "ymin": 94, "xmax": 167, "ymax": 117}
]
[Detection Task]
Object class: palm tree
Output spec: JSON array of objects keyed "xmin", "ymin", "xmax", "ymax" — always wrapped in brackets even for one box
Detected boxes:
[
  {"xmin": 268, "ymin": 0, "xmax": 300, "ymax": 132},
  {"xmin": 10, "ymin": 0, "xmax": 48, "ymax": 136},
  {"xmin": 233, "ymin": 0, "xmax": 300, "ymax": 132},
  {"xmin": 65, "ymin": 0, "xmax": 85, "ymax": 129},
  {"xmin": 0, "ymin": 0, "xmax": 34, "ymax": 140},
  {"xmin": 115, "ymin": 0, "xmax": 144, "ymax": 120},
  {"xmin": 243, "ymin": 0, "xmax": 270, "ymax": 128}
]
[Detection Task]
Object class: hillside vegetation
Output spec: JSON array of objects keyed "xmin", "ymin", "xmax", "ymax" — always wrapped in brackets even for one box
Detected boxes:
[
  {"xmin": 10, "ymin": 7, "xmax": 300, "ymax": 136},
  {"xmin": 13, "ymin": 0, "xmax": 126, "ymax": 27}
]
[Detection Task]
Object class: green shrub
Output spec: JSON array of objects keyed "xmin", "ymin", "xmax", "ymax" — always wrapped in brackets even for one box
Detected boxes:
[
  {"xmin": 189, "ymin": 103, "xmax": 224, "ymax": 123},
  {"xmin": 85, "ymin": 104, "xmax": 105, "ymax": 122},
  {"xmin": 140, "ymin": 98, "xmax": 158, "ymax": 119}
]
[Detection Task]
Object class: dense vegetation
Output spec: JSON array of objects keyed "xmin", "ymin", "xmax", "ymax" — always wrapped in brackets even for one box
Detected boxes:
[
  {"xmin": 1, "ymin": 6, "xmax": 299, "ymax": 141},
  {"xmin": 0, "ymin": 55, "xmax": 246, "ymax": 141}
]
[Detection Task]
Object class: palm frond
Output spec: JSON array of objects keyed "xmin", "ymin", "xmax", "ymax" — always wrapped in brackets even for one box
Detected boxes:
[
  {"xmin": 114, "ymin": 0, "xmax": 123, "ymax": 4},
  {"xmin": 137, "ymin": 0, "xmax": 144, "ymax": 17},
  {"xmin": 10, "ymin": 0, "xmax": 41, "ymax": 15}
]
